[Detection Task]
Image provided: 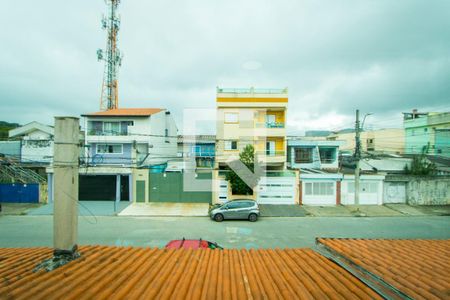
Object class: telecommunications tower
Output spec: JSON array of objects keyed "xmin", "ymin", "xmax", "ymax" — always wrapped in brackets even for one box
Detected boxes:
[{"xmin": 97, "ymin": 0, "xmax": 122, "ymax": 111}]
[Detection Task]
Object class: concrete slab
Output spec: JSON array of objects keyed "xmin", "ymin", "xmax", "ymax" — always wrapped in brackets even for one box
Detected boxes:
[
  {"xmin": 26, "ymin": 201, "xmax": 130, "ymax": 216},
  {"xmin": 386, "ymin": 204, "xmax": 450, "ymax": 216},
  {"xmin": 259, "ymin": 205, "xmax": 306, "ymax": 217},
  {"xmin": 345, "ymin": 205, "xmax": 403, "ymax": 217},
  {"xmin": 303, "ymin": 205, "xmax": 354, "ymax": 217},
  {"xmin": 384, "ymin": 204, "xmax": 427, "ymax": 216},
  {"xmin": 0, "ymin": 203, "xmax": 42, "ymax": 216},
  {"xmin": 119, "ymin": 203, "xmax": 209, "ymax": 217}
]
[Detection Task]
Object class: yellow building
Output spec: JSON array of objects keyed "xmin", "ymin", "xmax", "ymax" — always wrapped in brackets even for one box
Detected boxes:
[{"xmin": 215, "ymin": 87, "xmax": 288, "ymax": 170}]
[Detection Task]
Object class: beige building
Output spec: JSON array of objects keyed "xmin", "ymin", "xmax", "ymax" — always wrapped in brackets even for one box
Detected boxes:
[
  {"xmin": 327, "ymin": 128, "xmax": 404, "ymax": 154},
  {"xmin": 215, "ymin": 87, "xmax": 288, "ymax": 170}
]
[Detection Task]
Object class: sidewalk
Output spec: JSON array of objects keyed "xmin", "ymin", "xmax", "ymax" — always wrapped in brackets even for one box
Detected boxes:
[
  {"xmin": 119, "ymin": 203, "xmax": 209, "ymax": 217},
  {"xmin": 0, "ymin": 203, "xmax": 42, "ymax": 216},
  {"xmin": 303, "ymin": 204, "xmax": 450, "ymax": 217}
]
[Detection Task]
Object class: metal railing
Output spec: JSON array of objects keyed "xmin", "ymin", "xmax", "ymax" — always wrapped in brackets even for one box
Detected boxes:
[
  {"xmin": 217, "ymin": 87, "xmax": 288, "ymax": 94},
  {"xmin": 255, "ymin": 122, "xmax": 285, "ymax": 128},
  {"xmin": 256, "ymin": 150, "xmax": 286, "ymax": 157}
]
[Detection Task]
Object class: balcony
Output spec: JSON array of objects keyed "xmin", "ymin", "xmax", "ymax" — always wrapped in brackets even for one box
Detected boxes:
[
  {"xmin": 256, "ymin": 150, "xmax": 286, "ymax": 164},
  {"xmin": 255, "ymin": 122, "xmax": 285, "ymax": 128}
]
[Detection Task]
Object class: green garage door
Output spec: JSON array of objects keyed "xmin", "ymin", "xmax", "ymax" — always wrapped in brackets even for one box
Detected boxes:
[{"xmin": 149, "ymin": 172, "xmax": 211, "ymax": 203}]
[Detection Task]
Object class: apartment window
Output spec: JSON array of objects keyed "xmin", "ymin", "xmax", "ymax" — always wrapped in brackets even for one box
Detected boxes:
[
  {"xmin": 319, "ymin": 148, "xmax": 335, "ymax": 163},
  {"xmin": 224, "ymin": 113, "xmax": 238, "ymax": 123},
  {"xmin": 103, "ymin": 122, "xmax": 121, "ymax": 135},
  {"xmin": 295, "ymin": 148, "xmax": 313, "ymax": 163},
  {"xmin": 88, "ymin": 121, "xmax": 103, "ymax": 135},
  {"xmin": 97, "ymin": 144, "xmax": 123, "ymax": 154},
  {"xmin": 225, "ymin": 140, "xmax": 238, "ymax": 150},
  {"xmin": 305, "ymin": 182, "xmax": 334, "ymax": 196},
  {"xmin": 120, "ymin": 121, "xmax": 133, "ymax": 135}
]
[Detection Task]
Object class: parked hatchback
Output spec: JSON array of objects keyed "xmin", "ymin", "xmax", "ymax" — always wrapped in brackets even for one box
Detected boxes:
[{"xmin": 210, "ymin": 199, "xmax": 260, "ymax": 222}]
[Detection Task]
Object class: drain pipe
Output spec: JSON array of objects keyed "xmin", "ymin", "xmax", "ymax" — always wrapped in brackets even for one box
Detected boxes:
[{"xmin": 35, "ymin": 117, "xmax": 81, "ymax": 272}]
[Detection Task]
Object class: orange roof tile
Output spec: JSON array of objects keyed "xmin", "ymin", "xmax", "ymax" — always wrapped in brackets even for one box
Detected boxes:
[
  {"xmin": 82, "ymin": 108, "xmax": 163, "ymax": 117},
  {"xmin": 318, "ymin": 238, "xmax": 450, "ymax": 300},
  {"xmin": 0, "ymin": 246, "xmax": 380, "ymax": 299}
]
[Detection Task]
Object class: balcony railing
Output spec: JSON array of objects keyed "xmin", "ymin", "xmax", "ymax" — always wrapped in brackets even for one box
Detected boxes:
[
  {"xmin": 88, "ymin": 130, "xmax": 127, "ymax": 136},
  {"xmin": 255, "ymin": 122, "xmax": 285, "ymax": 128},
  {"xmin": 256, "ymin": 150, "xmax": 285, "ymax": 156}
]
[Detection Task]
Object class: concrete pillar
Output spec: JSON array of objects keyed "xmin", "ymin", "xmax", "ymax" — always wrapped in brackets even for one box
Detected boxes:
[
  {"xmin": 336, "ymin": 181, "xmax": 341, "ymax": 205},
  {"xmin": 128, "ymin": 174, "xmax": 133, "ymax": 202},
  {"xmin": 115, "ymin": 174, "xmax": 121, "ymax": 212},
  {"xmin": 47, "ymin": 173, "xmax": 53, "ymax": 203},
  {"xmin": 53, "ymin": 117, "xmax": 79, "ymax": 251}
]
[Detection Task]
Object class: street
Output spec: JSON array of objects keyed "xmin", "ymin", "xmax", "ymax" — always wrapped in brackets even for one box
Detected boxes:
[{"xmin": 0, "ymin": 215, "xmax": 449, "ymax": 249}]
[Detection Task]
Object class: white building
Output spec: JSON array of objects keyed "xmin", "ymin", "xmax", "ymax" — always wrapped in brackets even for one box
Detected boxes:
[{"xmin": 9, "ymin": 121, "xmax": 55, "ymax": 164}]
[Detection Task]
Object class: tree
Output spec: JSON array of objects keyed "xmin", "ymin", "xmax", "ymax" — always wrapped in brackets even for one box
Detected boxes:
[
  {"xmin": 225, "ymin": 144, "xmax": 259, "ymax": 195},
  {"xmin": 404, "ymin": 154, "xmax": 436, "ymax": 175}
]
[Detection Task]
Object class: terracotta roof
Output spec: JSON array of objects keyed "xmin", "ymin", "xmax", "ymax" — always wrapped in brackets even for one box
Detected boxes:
[
  {"xmin": 0, "ymin": 246, "xmax": 380, "ymax": 299},
  {"xmin": 318, "ymin": 238, "xmax": 450, "ymax": 300},
  {"xmin": 82, "ymin": 108, "xmax": 163, "ymax": 117}
]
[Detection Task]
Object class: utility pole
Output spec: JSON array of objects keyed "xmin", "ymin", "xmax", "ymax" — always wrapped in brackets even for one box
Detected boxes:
[
  {"xmin": 35, "ymin": 117, "xmax": 80, "ymax": 272},
  {"xmin": 354, "ymin": 109, "xmax": 361, "ymax": 205}
]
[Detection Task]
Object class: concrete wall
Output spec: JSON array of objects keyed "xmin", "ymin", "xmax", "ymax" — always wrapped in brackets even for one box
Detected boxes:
[
  {"xmin": 405, "ymin": 176, "xmax": 450, "ymax": 205},
  {"xmin": 21, "ymin": 140, "xmax": 53, "ymax": 163}
]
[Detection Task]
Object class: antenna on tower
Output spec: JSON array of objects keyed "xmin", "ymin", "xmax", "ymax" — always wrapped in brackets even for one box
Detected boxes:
[{"xmin": 97, "ymin": 0, "xmax": 122, "ymax": 111}]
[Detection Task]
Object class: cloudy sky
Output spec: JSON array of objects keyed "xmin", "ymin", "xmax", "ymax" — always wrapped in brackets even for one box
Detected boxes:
[{"xmin": 1, "ymin": 0, "xmax": 449, "ymax": 134}]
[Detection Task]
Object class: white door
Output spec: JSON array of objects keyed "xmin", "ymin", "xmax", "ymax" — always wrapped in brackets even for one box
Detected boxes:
[
  {"xmin": 302, "ymin": 181, "xmax": 336, "ymax": 205},
  {"xmin": 257, "ymin": 177, "xmax": 296, "ymax": 204}
]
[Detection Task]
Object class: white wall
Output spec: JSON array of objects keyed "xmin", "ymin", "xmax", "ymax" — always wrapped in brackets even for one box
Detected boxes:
[
  {"xmin": 148, "ymin": 111, "xmax": 177, "ymax": 162},
  {"xmin": 22, "ymin": 140, "xmax": 54, "ymax": 163}
]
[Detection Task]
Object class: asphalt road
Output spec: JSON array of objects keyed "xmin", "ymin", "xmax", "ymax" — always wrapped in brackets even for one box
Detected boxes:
[{"xmin": 0, "ymin": 215, "xmax": 449, "ymax": 249}]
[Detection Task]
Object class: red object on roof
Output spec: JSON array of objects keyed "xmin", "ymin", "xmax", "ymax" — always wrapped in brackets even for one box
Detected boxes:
[
  {"xmin": 165, "ymin": 239, "xmax": 210, "ymax": 250},
  {"xmin": 82, "ymin": 108, "xmax": 163, "ymax": 117}
]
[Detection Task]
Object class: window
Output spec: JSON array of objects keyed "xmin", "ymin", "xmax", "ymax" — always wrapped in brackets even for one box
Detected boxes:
[
  {"xmin": 226, "ymin": 202, "xmax": 240, "ymax": 209},
  {"xmin": 305, "ymin": 182, "xmax": 334, "ymax": 196},
  {"xmin": 319, "ymin": 148, "xmax": 335, "ymax": 163},
  {"xmin": 97, "ymin": 144, "xmax": 123, "ymax": 154},
  {"xmin": 295, "ymin": 148, "xmax": 313, "ymax": 163},
  {"xmin": 224, "ymin": 113, "xmax": 238, "ymax": 123},
  {"xmin": 103, "ymin": 122, "xmax": 121, "ymax": 135},
  {"xmin": 225, "ymin": 140, "xmax": 238, "ymax": 150},
  {"xmin": 120, "ymin": 121, "xmax": 133, "ymax": 135},
  {"xmin": 88, "ymin": 121, "xmax": 103, "ymax": 135}
]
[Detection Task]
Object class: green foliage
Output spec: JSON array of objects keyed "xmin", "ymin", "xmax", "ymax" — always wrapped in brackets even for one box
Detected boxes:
[
  {"xmin": 0, "ymin": 121, "xmax": 20, "ymax": 140},
  {"xmin": 404, "ymin": 154, "xmax": 436, "ymax": 175},
  {"xmin": 225, "ymin": 144, "xmax": 256, "ymax": 195}
]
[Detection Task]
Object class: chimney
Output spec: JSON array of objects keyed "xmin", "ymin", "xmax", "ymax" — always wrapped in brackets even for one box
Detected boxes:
[
  {"xmin": 412, "ymin": 109, "xmax": 418, "ymax": 118},
  {"xmin": 34, "ymin": 117, "xmax": 80, "ymax": 272}
]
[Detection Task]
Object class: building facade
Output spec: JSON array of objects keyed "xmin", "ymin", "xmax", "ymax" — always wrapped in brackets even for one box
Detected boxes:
[
  {"xmin": 177, "ymin": 135, "xmax": 215, "ymax": 168},
  {"xmin": 287, "ymin": 139, "xmax": 344, "ymax": 205},
  {"xmin": 403, "ymin": 110, "xmax": 450, "ymax": 157},
  {"xmin": 215, "ymin": 87, "xmax": 288, "ymax": 170},
  {"xmin": 45, "ymin": 108, "xmax": 179, "ymax": 203}
]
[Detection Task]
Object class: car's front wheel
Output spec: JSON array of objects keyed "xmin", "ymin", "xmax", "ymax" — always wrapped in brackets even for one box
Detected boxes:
[
  {"xmin": 248, "ymin": 213, "xmax": 258, "ymax": 222},
  {"xmin": 214, "ymin": 213, "xmax": 224, "ymax": 222}
]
